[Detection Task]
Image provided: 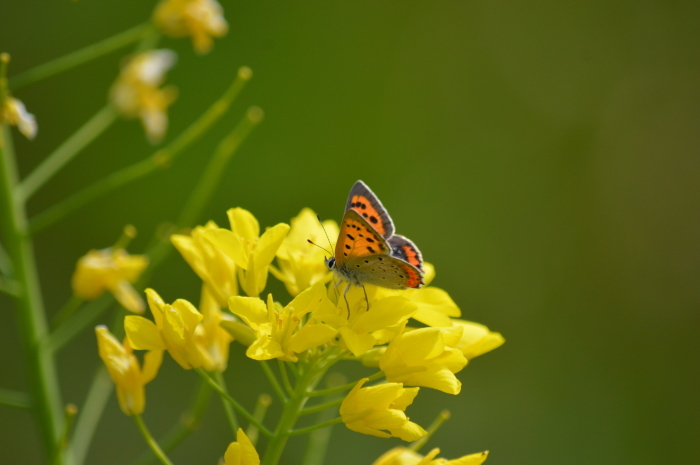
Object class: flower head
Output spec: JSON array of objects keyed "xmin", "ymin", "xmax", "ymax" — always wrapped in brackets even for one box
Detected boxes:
[
  {"xmin": 153, "ymin": 0, "xmax": 228, "ymax": 54},
  {"xmin": 1, "ymin": 96, "xmax": 37, "ymax": 139},
  {"xmin": 223, "ymin": 428, "xmax": 260, "ymax": 465},
  {"xmin": 172, "ymin": 221, "xmax": 238, "ymax": 307},
  {"xmin": 110, "ymin": 50, "xmax": 177, "ymax": 143},
  {"xmin": 72, "ymin": 247, "xmax": 148, "ymax": 313},
  {"xmin": 228, "ymin": 282, "xmax": 337, "ymax": 361},
  {"xmin": 194, "ymin": 286, "xmax": 234, "ymax": 372},
  {"xmin": 373, "ymin": 447, "xmax": 489, "ymax": 465},
  {"xmin": 340, "ymin": 378, "xmax": 427, "ymax": 441},
  {"xmin": 95, "ymin": 326, "xmax": 162, "ymax": 415},
  {"xmin": 452, "ymin": 319, "xmax": 505, "ymax": 360},
  {"xmin": 380, "ymin": 324, "xmax": 467, "ymax": 395},
  {"xmin": 201, "ymin": 208, "xmax": 289, "ymax": 297},
  {"xmin": 125, "ymin": 288, "xmax": 208, "ymax": 369},
  {"xmin": 272, "ymin": 208, "xmax": 338, "ymax": 296}
]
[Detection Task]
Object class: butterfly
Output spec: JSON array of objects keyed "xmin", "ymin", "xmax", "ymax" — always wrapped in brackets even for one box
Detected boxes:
[{"xmin": 324, "ymin": 180, "xmax": 425, "ymax": 306}]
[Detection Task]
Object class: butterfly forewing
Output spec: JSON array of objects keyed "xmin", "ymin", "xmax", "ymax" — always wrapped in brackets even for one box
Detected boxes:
[
  {"xmin": 388, "ymin": 234, "xmax": 424, "ymax": 272},
  {"xmin": 335, "ymin": 209, "xmax": 390, "ymax": 268},
  {"xmin": 345, "ymin": 181, "xmax": 395, "ymax": 239}
]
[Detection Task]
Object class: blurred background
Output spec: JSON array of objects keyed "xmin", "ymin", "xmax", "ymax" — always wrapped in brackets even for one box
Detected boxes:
[{"xmin": 1, "ymin": 1, "xmax": 699, "ymax": 464}]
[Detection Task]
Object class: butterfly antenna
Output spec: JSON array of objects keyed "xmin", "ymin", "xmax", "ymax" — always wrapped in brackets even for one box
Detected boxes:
[
  {"xmin": 307, "ymin": 239, "xmax": 332, "ymax": 256},
  {"xmin": 316, "ymin": 214, "xmax": 335, "ymax": 251}
]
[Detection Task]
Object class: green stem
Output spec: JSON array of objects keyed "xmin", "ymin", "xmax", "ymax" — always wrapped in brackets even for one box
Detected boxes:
[
  {"xmin": 132, "ymin": 379, "xmax": 212, "ymax": 465},
  {"xmin": 0, "ymin": 388, "xmax": 32, "ymax": 409},
  {"xmin": 50, "ymin": 295, "xmax": 84, "ymax": 330},
  {"xmin": 54, "ymin": 404, "xmax": 78, "ymax": 465},
  {"xmin": 259, "ymin": 361, "xmax": 288, "ymax": 403},
  {"xmin": 176, "ymin": 104, "xmax": 262, "ymax": 227},
  {"xmin": 70, "ymin": 368, "xmax": 113, "ymax": 465},
  {"xmin": 195, "ymin": 368, "xmax": 272, "ymax": 437},
  {"xmin": 17, "ymin": 105, "xmax": 118, "ymax": 202},
  {"xmin": 300, "ymin": 374, "xmax": 345, "ymax": 465},
  {"xmin": 307, "ymin": 370, "xmax": 383, "ymax": 397},
  {"xmin": 214, "ymin": 370, "xmax": 240, "ymax": 435},
  {"xmin": 0, "ymin": 276, "xmax": 20, "ymax": 296},
  {"xmin": 288, "ymin": 417, "xmax": 343, "ymax": 437},
  {"xmin": 298, "ymin": 397, "xmax": 343, "ymax": 416},
  {"xmin": 1, "ymin": 118, "xmax": 65, "ymax": 463},
  {"xmin": 409, "ymin": 409, "xmax": 451, "ymax": 453},
  {"xmin": 246, "ymin": 394, "xmax": 272, "ymax": 447},
  {"xmin": 28, "ymin": 67, "xmax": 253, "ymax": 235},
  {"xmin": 47, "ymin": 294, "xmax": 113, "ymax": 353},
  {"xmin": 278, "ymin": 359, "xmax": 293, "ymax": 396},
  {"xmin": 9, "ymin": 23, "xmax": 153, "ymax": 91},
  {"xmin": 133, "ymin": 415, "xmax": 174, "ymax": 465}
]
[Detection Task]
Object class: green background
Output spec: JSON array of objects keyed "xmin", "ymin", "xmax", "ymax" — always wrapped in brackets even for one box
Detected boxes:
[{"xmin": 2, "ymin": 1, "xmax": 699, "ymax": 464}]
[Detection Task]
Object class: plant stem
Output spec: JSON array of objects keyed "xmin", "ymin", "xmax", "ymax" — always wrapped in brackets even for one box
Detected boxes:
[
  {"xmin": 9, "ymin": 23, "xmax": 153, "ymax": 91},
  {"xmin": 1, "ymin": 109, "xmax": 65, "ymax": 465},
  {"xmin": 133, "ymin": 415, "xmax": 174, "ymax": 465},
  {"xmin": 246, "ymin": 394, "xmax": 272, "ymax": 447},
  {"xmin": 28, "ymin": 67, "xmax": 253, "ymax": 235},
  {"xmin": 299, "ymin": 397, "xmax": 343, "ymax": 416},
  {"xmin": 0, "ymin": 388, "xmax": 32, "ymax": 409},
  {"xmin": 70, "ymin": 368, "xmax": 113, "ymax": 465},
  {"xmin": 50, "ymin": 295, "xmax": 84, "ymax": 330},
  {"xmin": 307, "ymin": 370, "xmax": 383, "ymax": 397},
  {"xmin": 300, "ymin": 374, "xmax": 345, "ymax": 465},
  {"xmin": 214, "ymin": 370, "xmax": 240, "ymax": 435},
  {"xmin": 288, "ymin": 417, "xmax": 343, "ymax": 437},
  {"xmin": 409, "ymin": 409, "xmax": 451, "ymax": 453},
  {"xmin": 17, "ymin": 105, "xmax": 117, "ymax": 202},
  {"xmin": 47, "ymin": 294, "xmax": 113, "ymax": 353},
  {"xmin": 259, "ymin": 361, "xmax": 288, "ymax": 403},
  {"xmin": 278, "ymin": 359, "xmax": 293, "ymax": 396}
]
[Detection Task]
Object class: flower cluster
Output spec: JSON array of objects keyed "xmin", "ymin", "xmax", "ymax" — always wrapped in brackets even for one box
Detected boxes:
[
  {"xmin": 93, "ymin": 207, "xmax": 504, "ymax": 462},
  {"xmin": 153, "ymin": 0, "xmax": 228, "ymax": 54}
]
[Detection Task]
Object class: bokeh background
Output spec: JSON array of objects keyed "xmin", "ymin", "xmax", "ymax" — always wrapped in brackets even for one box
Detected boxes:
[{"xmin": 2, "ymin": 1, "xmax": 699, "ymax": 464}]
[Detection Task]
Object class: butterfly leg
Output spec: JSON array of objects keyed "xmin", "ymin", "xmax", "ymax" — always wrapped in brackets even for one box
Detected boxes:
[
  {"xmin": 361, "ymin": 284, "xmax": 370, "ymax": 311},
  {"xmin": 343, "ymin": 282, "xmax": 352, "ymax": 319}
]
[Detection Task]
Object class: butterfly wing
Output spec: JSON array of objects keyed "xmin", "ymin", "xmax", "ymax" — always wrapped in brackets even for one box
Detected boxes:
[
  {"xmin": 345, "ymin": 180, "xmax": 395, "ymax": 239},
  {"xmin": 346, "ymin": 254, "xmax": 424, "ymax": 289},
  {"xmin": 388, "ymin": 234, "xmax": 424, "ymax": 273},
  {"xmin": 335, "ymin": 209, "xmax": 391, "ymax": 268}
]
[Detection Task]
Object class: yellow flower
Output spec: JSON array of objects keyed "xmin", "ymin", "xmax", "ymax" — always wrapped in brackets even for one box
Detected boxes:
[
  {"xmin": 72, "ymin": 247, "xmax": 148, "ymax": 313},
  {"xmin": 201, "ymin": 208, "xmax": 289, "ymax": 297},
  {"xmin": 125, "ymin": 288, "xmax": 207, "ymax": 369},
  {"xmin": 313, "ymin": 285, "xmax": 417, "ymax": 357},
  {"xmin": 95, "ymin": 326, "xmax": 162, "ymax": 415},
  {"xmin": 194, "ymin": 286, "xmax": 234, "ymax": 372},
  {"xmin": 380, "ymin": 324, "xmax": 467, "ymax": 395},
  {"xmin": 452, "ymin": 319, "xmax": 504, "ymax": 360},
  {"xmin": 271, "ymin": 208, "xmax": 338, "ymax": 296},
  {"xmin": 153, "ymin": 0, "xmax": 228, "ymax": 54},
  {"xmin": 109, "ymin": 50, "xmax": 178, "ymax": 143},
  {"xmin": 340, "ymin": 378, "xmax": 426, "ymax": 441},
  {"xmin": 373, "ymin": 447, "xmax": 489, "ymax": 465},
  {"xmin": 223, "ymin": 428, "xmax": 260, "ymax": 465},
  {"xmin": 228, "ymin": 283, "xmax": 337, "ymax": 361},
  {"xmin": 172, "ymin": 221, "xmax": 238, "ymax": 307},
  {"xmin": 1, "ymin": 96, "xmax": 37, "ymax": 139}
]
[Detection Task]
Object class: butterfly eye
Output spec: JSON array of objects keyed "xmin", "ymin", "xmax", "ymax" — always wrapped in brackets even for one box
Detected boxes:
[{"xmin": 325, "ymin": 257, "xmax": 336, "ymax": 269}]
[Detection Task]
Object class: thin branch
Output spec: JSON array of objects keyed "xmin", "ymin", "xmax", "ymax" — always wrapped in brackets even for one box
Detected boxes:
[
  {"xmin": 258, "ymin": 361, "xmax": 288, "ymax": 403},
  {"xmin": 288, "ymin": 417, "xmax": 344, "ymax": 437}
]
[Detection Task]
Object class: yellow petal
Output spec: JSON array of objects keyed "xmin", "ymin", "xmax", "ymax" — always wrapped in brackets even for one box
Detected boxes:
[
  {"xmin": 453, "ymin": 320, "xmax": 505, "ymax": 360},
  {"xmin": 145, "ymin": 288, "xmax": 166, "ymax": 327},
  {"xmin": 355, "ymin": 296, "xmax": 417, "ymax": 334},
  {"xmin": 253, "ymin": 223, "xmax": 290, "ymax": 269},
  {"xmin": 224, "ymin": 442, "xmax": 242, "ymax": 465},
  {"xmin": 229, "ymin": 296, "xmax": 268, "ymax": 329},
  {"xmin": 109, "ymin": 280, "xmax": 146, "ymax": 314},
  {"xmin": 448, "ymin": 451, "xmax": 489, "ymax": 465},
  {"xmin": 227, "ymin": 208, "xmax": 260, "ymax": 242},
  {"xmin": 141, "ymin": 350, "xmax": 164, "ymax": 384},
  {"xmin": 203, "ymin": 228, "xmax": 249, "ymax": 269},
  {"xmin": 236, "ymin": 428, "xmax": 260, "ymax": 465},
  {"xmin": 289, "ymin": 323, "xmax": 337, "ymax": 353},
  {"xmin": 410, "ymin": 287, "xmax": 460, "ymax": 327},
  {"xmin": 124, "ymin": 316, "xmax": 165, "ymax": 350},
  {"xmin": 172, "ymin": 299, "xmax": 203, "ymax": 332},
  {"xmin": 339, "ymin": 326, "xmax": 376, "ymax": 357},
  {"xmin": 392, "ymin": 420, "xmax": 427, "ymax": 442}
]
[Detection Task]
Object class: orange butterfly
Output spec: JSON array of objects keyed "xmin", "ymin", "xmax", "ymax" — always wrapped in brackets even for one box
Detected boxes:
[{"xmin": 325, "ymin": 181, "xmax": 424, "ymax": 306}]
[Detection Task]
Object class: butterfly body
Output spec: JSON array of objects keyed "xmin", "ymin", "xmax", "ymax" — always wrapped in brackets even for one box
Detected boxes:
[{"xmin": 326, "ymin": 181, "xmax": 425, "ymax": 293}]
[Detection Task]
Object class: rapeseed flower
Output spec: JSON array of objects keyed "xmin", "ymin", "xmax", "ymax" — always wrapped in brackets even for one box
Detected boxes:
[
  {"xmin": 201, "ymin": 208, "xmax": 289, "ymax": 297},
  {"xmin": 172, "ymin": 221, "xmax": 238, "ymax": 307},
  {"xmin": 194, "ymin": 286, "xmax": 234, "ymax": 372},
  {"xmin": 340, "ymin": 378, "xmax": 426, "ymax": 441},
  {"xmin": 95, "ymin": 326, "xmax": 162, "ymax": 415},
  {"xmin": 72, "ymin": 247, "xmax": 148, "ymax": 313},
  {"xmin": 380, "ymin": 324, "xmax": 467, "ymax": 394},
  {"xmin": 125, "ymin": 288, "xmax": 207, "ymax": 369},
  {"xmin": 272, "ymin": 208, "xmax": 338, "ymax": 296},
  {"xmin": 452, "ymin": 319, "xmax": 505, "ymax": 360},
  {"xmin": 153, "ymin": 0, "xmax": 228, "ymax": 54},
  {"xmin": 373, "ymin": 447, "xmax": 489, "ymax": 465},
  {"xmin": 228, "ymin": 283, "xmax": 337, "ymax": 361},
  {"xmin": 1, "ymin": 96, "xmax": 37, "ymax": 139},
  {"xmin": 223, "ymin": 428, "xmax": 260, "ymax": 465},
  {"xmin": 109, "ymin": 49, "xmax": 177, "ymax": 143}
]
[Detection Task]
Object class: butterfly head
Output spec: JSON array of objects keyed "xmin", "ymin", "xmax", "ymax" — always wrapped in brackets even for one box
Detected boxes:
[{"xmin": 324, "ymin": 256, "xmax": 336, "ymax": 270}]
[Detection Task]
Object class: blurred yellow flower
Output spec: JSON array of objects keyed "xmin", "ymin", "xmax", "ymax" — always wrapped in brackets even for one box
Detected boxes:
[
  {"xmin": 194, "ymin": 286, "xmax": 234, "ymax": 372},
  {"xmin": 373, "ymin": 447, "xmax": 489, "ymax": 465},
  {"xmin": 271, "ymin": 208, "xmax": 338, "ymax": 296},
  {"xmin": 452, "ymin": 319, "xmax": 504, "ymax": 360},
  {"xmin": 95, "ymin": 326, "xmax": 162, "ymax": 416},
  {"xmin": 340, "ymin": 378, "xmax": 426, "ymax": 441},
  {"xmin": 125, "ymin": 288, "xmax": 207, "ymax": 369},
  {"xmin": 153, "ymin": 0, "xmax": 228, "ymax": 54},
  {"xmin": 313, "ymin": 285, "xmax": 417, "ymax": 357},
  {"xmin": 228, "ymin": 283, "xmax": 337, "ymax": 362},
  {"xmin": 380, "ymin": 325, "xmax": 467, "ymax": 395},
  {"xmin": 109, "ymin": 49, "xmax": 177, "ymax": 143},
  {"xmin": 201, "ymin": 208, "xmax": 289, "ymax": 297},
  {"xmin": 1, "ymin": 96, "xmax": 37, "ymax": 139},
  {"xmin": 172, "ymin": 221, "xmax": 238, "ymax": 307},
  {"xmin": 72, "ymin": 247, "xmax": 148, "ymax": 313},
  {"xmin": 223, "ymin": 428, "xmax": 260, "ymax": 465}
]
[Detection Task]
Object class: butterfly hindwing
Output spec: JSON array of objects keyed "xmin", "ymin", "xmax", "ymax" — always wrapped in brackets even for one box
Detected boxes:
[
  {"xmin": 388, "ymin": 234, "xmax": 424, "ymax": 272},
  {"xmin": 335, "ymin": 209, "xmax": 390, "ymax": 268},
  {"xmin": 345, "ymin": 254, "xmax": 424, "ymax": 289},
  {"xmin": 345, "ymin": 180, "xmax": 395, "ymax": 239}
]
